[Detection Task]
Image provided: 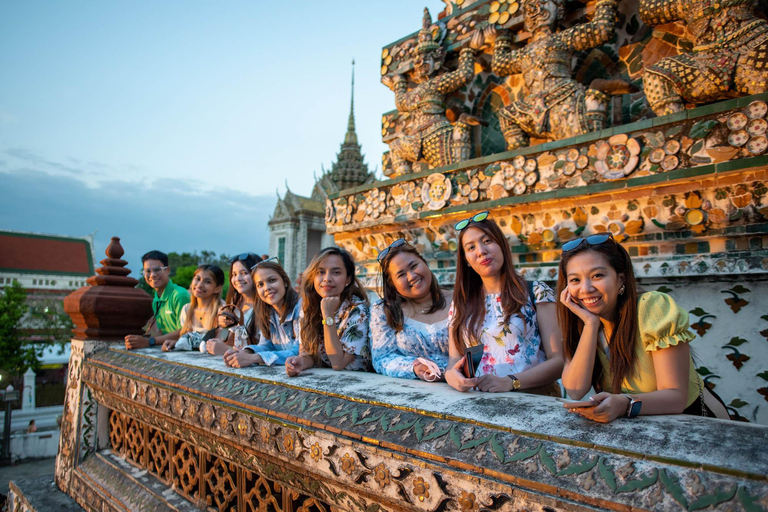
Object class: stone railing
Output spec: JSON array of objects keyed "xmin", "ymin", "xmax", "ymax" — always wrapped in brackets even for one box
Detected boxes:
[{"xmin": 14, "ymin": 338, "xmax": 767, "ymax": 512}]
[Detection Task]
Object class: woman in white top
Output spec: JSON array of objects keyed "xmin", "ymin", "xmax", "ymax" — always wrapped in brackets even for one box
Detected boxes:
[
  {"xmin": 370, "ymin": 239, "xmax": 451, "ymax": 380},
  {"xmin": 445, "ymin": 211, "xmax": 564, "ymax": 394}
]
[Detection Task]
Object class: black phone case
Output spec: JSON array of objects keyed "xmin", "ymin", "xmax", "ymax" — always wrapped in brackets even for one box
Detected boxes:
[{"xmin": 465, "ymin": 344, "xmax": 484, "ymax": 378}]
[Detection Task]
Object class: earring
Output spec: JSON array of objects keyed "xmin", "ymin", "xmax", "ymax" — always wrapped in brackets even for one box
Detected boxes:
[{"xmin": 619, "ymin": 285, "xmax": 625, "ymax": 295}]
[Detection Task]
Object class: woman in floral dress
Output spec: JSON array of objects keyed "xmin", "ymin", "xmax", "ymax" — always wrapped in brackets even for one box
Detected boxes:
[
  {"xmin": 286, "ymin": 247, "xmax": 370, "ymax": 376},
  {"xmin": 371, "ymin": 239, "xmax": 451, "ymax": 381},
  {"xmin": 445, "ymin": 211, "xmax": 564, "ymax": 394}
]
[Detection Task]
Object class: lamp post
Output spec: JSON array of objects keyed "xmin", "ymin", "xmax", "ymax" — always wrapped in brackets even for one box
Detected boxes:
[{"xmin": 1, "ymin": 384, "xmax": 20, "ymax": 466}]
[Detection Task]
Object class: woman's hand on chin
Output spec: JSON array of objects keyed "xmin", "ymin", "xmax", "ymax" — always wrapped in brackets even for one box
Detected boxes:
[
  {"xmin": 566, "ymin": 392, "xmax": 630, "ymax": 423},
  {"xmin": 559, "ymin": 288, "xmax": 600, "ymax": 326}
]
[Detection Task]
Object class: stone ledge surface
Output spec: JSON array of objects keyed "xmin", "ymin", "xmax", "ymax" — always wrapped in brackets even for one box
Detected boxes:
[
  {"xmin": 9, "ymin": 475, "xmax": 82, "ymax": 512},
  {"xmin": 102, "ymin": 347, "xmax": 768, "ymax": 479}
]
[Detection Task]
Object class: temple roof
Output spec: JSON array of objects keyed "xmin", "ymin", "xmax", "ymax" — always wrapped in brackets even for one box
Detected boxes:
[{"xmin": 0, "ymin": 230, "xmax": 94, "ymax": 275}]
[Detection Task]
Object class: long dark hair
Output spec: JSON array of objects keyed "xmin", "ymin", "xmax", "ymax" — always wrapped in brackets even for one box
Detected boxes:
[
  {"xmin": 450, "ymin": 217, "xmax": 528, "ymax": 354},
  {"xmin": 180, "ymin": 265, "xmax": 225, "ymax": 335},
  {"xmin": 225, "ymin": 254, "xmax": 261, "ymax": 308},
  {"xmin": 379, "ymin": 242, "xmax": 445, "ymax": 331},
  {"xmin": 556, "ymin": 240, "xmax": 638, "ymax": 393},
  {"xmin": 249, "ymin": 260, "xmax": 299, "ymax": 340},
  {"xmin": 300, "ymin": 247, "xmax": 368, "ymax": 363}
]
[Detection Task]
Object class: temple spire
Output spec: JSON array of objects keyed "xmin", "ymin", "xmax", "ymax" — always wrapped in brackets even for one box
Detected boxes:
[
  {"xmin": 328, "ymin": 58, "xmax": 371, "ymax": 192},
  {"xmin": 345, "ymin": 59, "xmax": 358, "ymax": 145}
]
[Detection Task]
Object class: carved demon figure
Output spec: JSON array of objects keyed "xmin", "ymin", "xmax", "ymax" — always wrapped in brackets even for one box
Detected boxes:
[
  {"xmin": 490, "ymin": 0, "xmax": 626, "ymax": 150},
  {"xmin": 383, "ymin": 8, "xmax": 484, "ymax": 176},
  {"xmin": 639, "ymin": 0, "xmax": 768, "ymax": 116}
]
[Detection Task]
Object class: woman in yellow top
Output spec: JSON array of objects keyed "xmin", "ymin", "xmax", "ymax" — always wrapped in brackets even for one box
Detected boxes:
[{"xmin": 557, "ymin": 234, "xmax": 730, "ymax": 422}]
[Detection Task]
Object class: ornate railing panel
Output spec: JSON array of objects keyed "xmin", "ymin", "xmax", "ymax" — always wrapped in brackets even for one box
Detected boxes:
[{"xmin": 47, "ymin": 345, "xmax": 768, "ymax": 512}]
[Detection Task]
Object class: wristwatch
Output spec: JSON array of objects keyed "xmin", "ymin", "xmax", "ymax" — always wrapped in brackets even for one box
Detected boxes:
[
  {"xmin": 148, "ymin": 336, "xmax": 156, "ymax": 347},
  {"xmin": 508, "ymin": 375, "xmax": 521, "ymax": 391},
  {"xmin": 626, "ymin": 396, "xmax": 642, "ymax": 418},
  {"xmin": 322, "ymin": 317, "xmax": 335, "ymax": 327}
]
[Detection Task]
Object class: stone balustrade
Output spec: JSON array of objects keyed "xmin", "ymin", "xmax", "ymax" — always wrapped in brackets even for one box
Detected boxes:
[{"xmin": 11, "ymin": 337, "xmax": 767, "ymax": 512}]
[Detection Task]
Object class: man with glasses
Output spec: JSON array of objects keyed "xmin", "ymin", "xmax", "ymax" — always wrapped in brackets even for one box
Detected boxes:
[{"xmin": 124, "ymin": 250, "xmax": 190, "ymax": 350}]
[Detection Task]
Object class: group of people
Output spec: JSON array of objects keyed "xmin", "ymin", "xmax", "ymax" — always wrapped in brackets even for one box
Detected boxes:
[{"xmin": 125, "ymin": 212, "xmax": 730, "ymax": 424}]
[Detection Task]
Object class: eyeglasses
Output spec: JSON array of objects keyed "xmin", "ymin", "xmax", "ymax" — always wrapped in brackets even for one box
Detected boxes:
[
  {"xmin": 454, "ymin": 211, "xmax": 490, "ymax": 231},
  {"xmin": 561, "ymin": 233, "xmax": 614, "ymax": 252},
  {"xmin": 376, "ymin": 238, "xmax": 406, "ymax": 263},
  {"xmin": 228, "ymin": 252, "xmax": 259, "ymax": 264},
  {"xmin": 251, "ymin": 256, "xmax": 279, "ymax": 270},
  {"xmin": 142, "ymin": 266, "xmax": 168, "ymax": 277}
]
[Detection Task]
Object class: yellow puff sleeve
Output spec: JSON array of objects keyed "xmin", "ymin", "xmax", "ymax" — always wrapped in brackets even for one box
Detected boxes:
[{"xmin": 637, "ymin": 291, "xmax": 696, "ymax": 352}]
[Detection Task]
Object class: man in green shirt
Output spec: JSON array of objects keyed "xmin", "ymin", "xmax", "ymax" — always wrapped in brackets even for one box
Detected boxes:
[{"xmin": 125, "ymin": 250, "xmax": 190, "ymax": 350}]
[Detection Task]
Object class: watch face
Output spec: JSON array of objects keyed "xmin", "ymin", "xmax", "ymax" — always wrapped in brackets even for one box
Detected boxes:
[
  {"xmin": 325, "ymin": 317, "xmax": 335, "ymax": 326},
  {"xmin": 629, "ymin": 400, "xmax": 642, "ymax": 418}
]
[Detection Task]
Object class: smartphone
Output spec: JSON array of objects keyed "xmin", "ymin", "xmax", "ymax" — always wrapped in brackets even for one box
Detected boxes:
[
  {"xmin": 557, "ymin": 398, "xmax": 596, "ymax": 408},
  {"xmin": 462, "ymin": 344, "xmax": 484, "ymax": 378}
]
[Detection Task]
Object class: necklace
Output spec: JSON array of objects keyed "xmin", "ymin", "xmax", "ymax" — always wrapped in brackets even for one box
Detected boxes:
[{"xmin": 407, "ymin": 298, "xmax": 432, "ymax": 315}]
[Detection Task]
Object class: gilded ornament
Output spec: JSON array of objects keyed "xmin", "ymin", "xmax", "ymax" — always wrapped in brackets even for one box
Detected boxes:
[
  {"xmin": 341, "ymin": 453, "xmax": 356, "ymax": 475},
  {"xmin": 412, "ymin": 476, "xmax": 430, "ymax": 502},
  {"xmin": 458, "ymin": 490, "xmax": 477, "ymax": 512},
  {"xmin": 373, "ymin": 463, "xmax": 390, "ymax": 487},
  {"xmin": 282, "ymin": 433, "xmax": 294, "ymax": 453},
  {"xmin": 310, "ymin": 442, "xmax": 322, "ymax": 462}
]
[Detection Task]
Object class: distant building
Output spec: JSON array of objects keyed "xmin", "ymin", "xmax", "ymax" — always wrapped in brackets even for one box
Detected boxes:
[
  {"xmin": 0, "ymin": 230, "xmax": 96, "ymax": 416},
  {"xmin": 0, "ymin": 230, "xmax": 95, "ymax": 294},
  {"xmin": 269, "ymin": 64, "xmax": 375, "ymax": 282}
]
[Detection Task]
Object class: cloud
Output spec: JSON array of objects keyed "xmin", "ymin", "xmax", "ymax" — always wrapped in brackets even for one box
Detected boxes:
[
  {"xmin": 0, "ymin": 169, "xmax": 276, "ymax": 274},
  {"xmin": 5, "ymin": 147, "xmax": 83, "ymax": 175}
]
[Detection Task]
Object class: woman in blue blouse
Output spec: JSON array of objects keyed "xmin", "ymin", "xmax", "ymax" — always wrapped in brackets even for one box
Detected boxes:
[
  {"xmin": 371, "ymin": 239, "xmax": 451, "ymax": 380},
  {"xmin": 223, "ymin": 259, "xmax": 300, "ymax": 367}
]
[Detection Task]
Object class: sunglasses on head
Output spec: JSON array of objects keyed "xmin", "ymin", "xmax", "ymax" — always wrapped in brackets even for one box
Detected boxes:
[
  {"xmin": 454, "ymin": 211, "xmax": 490, "ymax": 231},
  {"xmin": 561, "ymin": 233, "xmax": 614, "ymax": 252},
  {"xmin": 250, "ymin": 256, "xmax": 279, "ymax": 270},
  {"xmin": 228, "ymin": 252, "xmax": 259, "ymax": 264},
  {"xmin": 377, "ymin": 238, "xmax": 406, "ymax": 263}
]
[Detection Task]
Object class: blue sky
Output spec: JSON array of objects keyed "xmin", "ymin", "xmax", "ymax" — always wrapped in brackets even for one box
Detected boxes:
[{"xmin": 0, "ymin": 0, "xmax": 445, "ymax": 271}]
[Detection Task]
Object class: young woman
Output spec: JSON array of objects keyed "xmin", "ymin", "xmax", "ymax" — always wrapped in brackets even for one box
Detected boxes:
[
  {"xmin": 445, "ymin": 211, "xmax": 564, "ymax": 393},
  {"xmin": 205, "ymin": 253, "xmax": 261, "ymax": 355},
  {"xmin": 371, "ymin": 239, "xmax": 450, "ymax": 380},
  {"xmin": 163, "ymin": 265, "xmax": 225, "ymax": 351},
  {"xmin": 223, "ymin": 259, "xmax": 301, "ymax": 367},
  {"xmin": 225, "ymin": 253, "xmax": 262, "ymax": 315},
  {"xmin": 557, "ymin": 234, "xmax": 730, "ymax": 422},
  {"xmin": 285, "ymin": 247, "xmax": 370, "ymax": 376}
]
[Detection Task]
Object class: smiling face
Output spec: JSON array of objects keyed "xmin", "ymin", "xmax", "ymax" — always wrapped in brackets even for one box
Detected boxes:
[
  {"xmin": 230, "ymin": 261, "xmax": 254, "ymax": 296},
  {"xmin": 461, "ymin": 226, "xmax": 504, "ymax": 282},
  {"xmin": 313, "ymin": 254, "xmax": 351, "ymax": 298},
  {"xmin": 565, "ymin": 250, "xmax": 624, "ymax": 321},
  {"xmin": 143, "ymin": 258, "xmax": 170, "ymax": 292},
  {"xmin": 254, "ymin": 267, "xmax": 287, "ymax": 309},
  {"xmin": 387, "ymin": 251, "xmax": 432, "ymax": 301},
  {"xmin": 191, "ymin": 269, "xmax": 222, "ymax": 300}
]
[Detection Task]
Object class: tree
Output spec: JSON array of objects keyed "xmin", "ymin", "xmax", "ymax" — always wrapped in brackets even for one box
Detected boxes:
[
  {"xmin": 26, "ymin": 297, "xmax": 74, "ymax": 350},
  {"xmin": 0, "ymin": 281, "xmax": 36, "ymax": 377}
]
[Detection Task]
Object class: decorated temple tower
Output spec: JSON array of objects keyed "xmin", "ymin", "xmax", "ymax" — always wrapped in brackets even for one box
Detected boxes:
[{"xmin": 269, "ymin": 62, "xmax": 375, "ymax": 282}]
